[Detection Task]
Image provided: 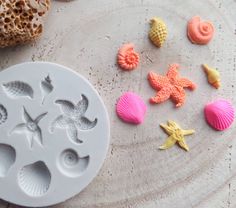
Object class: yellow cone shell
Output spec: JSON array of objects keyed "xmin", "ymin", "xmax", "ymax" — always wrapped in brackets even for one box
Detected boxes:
[
  {"xmin": 149, "ymin": 17, "xmax": 168, "ymax": 47},
  {"xmin": 202, "ymin": 64, "xmax": 221, "ymax": 89}
]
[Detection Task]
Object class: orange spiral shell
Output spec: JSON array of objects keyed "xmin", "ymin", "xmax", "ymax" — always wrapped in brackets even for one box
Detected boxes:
[
  {"xmin": 187, "ymin": 16, "xmax": 214, "ymax": 45},
  {"xmin": 117, "ymin": 43, "xmax": 139, "ymax": 71}
]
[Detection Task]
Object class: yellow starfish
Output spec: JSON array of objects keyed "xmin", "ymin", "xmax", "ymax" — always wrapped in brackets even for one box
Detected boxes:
[{"xmin": 159, "ymin": 120, "xmax": 195, "ymax": 151}]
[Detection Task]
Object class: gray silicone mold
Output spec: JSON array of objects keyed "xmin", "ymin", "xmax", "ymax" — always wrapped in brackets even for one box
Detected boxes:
[{"xmin": 0, "ymin": 62, "xmax": 110, "ymax": 207}]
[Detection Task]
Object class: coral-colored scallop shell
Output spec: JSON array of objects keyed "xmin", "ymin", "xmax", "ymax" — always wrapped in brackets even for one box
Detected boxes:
[
  {"xmin": 187, "ymin": 16, "xmax": 214, "ymax": 45},
  {"xmin": 204, "ymin": 99, "xmax": 234, "ymax": 131},
  {"xmin": 116, "ymin": 92, "xmax": 147, "ymax": 124},
  {"xmin": 117, "ymin": 43, "xmax": 139, "ymax": 71}
]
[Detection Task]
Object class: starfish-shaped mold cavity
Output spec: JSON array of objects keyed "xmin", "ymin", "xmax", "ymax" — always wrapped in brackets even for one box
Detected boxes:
[
  {"xmin": 50, "ymin": 94, "xmax": 97, "ymax": 143},
  {"xmin": 10, "ymin": 107, "xmax": 47, "ymax": 148},
  {"xmin": 148, "ymin": 64, "xmax": 196, "ymax": 107},
  {"xmin": 159, "ymin": 120, "xmax": 195, "ymax": 151}
]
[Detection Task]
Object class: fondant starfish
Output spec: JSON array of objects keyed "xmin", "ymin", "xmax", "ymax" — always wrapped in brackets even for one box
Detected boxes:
[
  {"xmin": 159, "ymin": 120, "xmax": 195, "ymax": 151},
  {"xmin": 148, "ymin": 64, "xmax": 196, "ymax": 107}
]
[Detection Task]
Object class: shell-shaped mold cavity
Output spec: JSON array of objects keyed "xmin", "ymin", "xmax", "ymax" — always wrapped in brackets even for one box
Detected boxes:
[
  {"xmin": 0, "ymin": 144, "xmax": 16, "ymax": 177},
  {"xmin": 57, "ymin": 149, "xmax": 89, "ymax": 177},
  {"xmin": 18, "ymin": 161, "xmax": 51, "ymax": 197},
  {"xmin": 2, "ymin": 81, "xmax": 34, "ymax": 99},
  {"xmin": 116, "ymin": 92, "xmax": 147, "ymax": 124},
  {"xmin": 0, "ymin": 104, "xmax": 7, "ymax": 125},
  {"xmin": 204, "ymin": 99, "xmax": 234, "ymax": 131},
  {"xmin": 41, "ymin": 75, "xmax": 53, "ymax": 105}
]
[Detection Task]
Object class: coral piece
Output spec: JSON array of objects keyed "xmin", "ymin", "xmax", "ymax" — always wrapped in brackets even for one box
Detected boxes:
[
  {"xmin": 204, "ymin": 99, "xmax": 234, "ymax": 131},
  {"xmin": 41, "ymin": 75, "xmax": 53, "ymax": 104},
  {"xmin": 202, "ymin": 64, "xmax": 220, "ymax": 89},
  {"xmin": 149, "ymin": 17, "xmax": 168, "ymax": 47},
  {"xmin": 159, "ymin": 120, "xmax": 195, "ymax": 151},
  {"xmin": 187, "ymin": 16, "xmax": 214, "ymax": 45},
  {"xmin": 0, "ymin": 104, "xmax": 7, "ymax": 125},
  {"xmin": 10, "ymin": 107, "xmax": 47, "ymax": 148},
  {"xmin": 117, "ymin": 43, "xmax": 139, "ymax": 71},
  {"xmin": 50, "ymin": 95, "xmax": 97, "ymax": 143},
  {"xmin": 148, "ymin": 64, "xmax": 196, "ymax": 107},
  {"xmin": 0, "ymin": 0, "xmax": 50, "ymax": 48},
  {"xmin": 116, "ymin": 92, "xmax": 147, "ymax": 124},
  {"xmin": 2, "ymin": 81, "xmax": 34, "ymax": 99}
]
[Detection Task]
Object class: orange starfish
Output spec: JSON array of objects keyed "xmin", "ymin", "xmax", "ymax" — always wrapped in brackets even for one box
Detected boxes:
[{"xmin": 148, "ymin": 64, "xmax": 196, "ymax": 107}]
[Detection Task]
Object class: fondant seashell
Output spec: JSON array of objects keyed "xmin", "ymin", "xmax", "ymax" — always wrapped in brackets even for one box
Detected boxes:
[
  {"xmin": 187, "ymin": 16, "xmax": 214, "ymax": 45},
  {"xmin": 0, "ymin": 144, "xmax": 16, "ymax": 177},
  {"xmin": 202, "ymin": 64, "xmax": 221, "ymax": 89},
  {"xmin": 116, "ymin": 92, "xmax": 147, "ymax": 124},
  {"xmin": 117, "ymin": 43, "xmax": 139, "ymax": 71},
  {"xmin": 18, "ymin": 161, "xmax": 51, "ymax": 197},
  {"xmin": 57, "ymin": 149, "xmax": 89, "ymax": 177},
  {"xmin": 0, "ymin": 104, "xmax": 7, "ymax": 125},
  {"xmin": 204, "ymin": 99, "xmax": 234, "ymax": 131},
  {"xmin": 2, "ymin": 81, "xmax": 34, "ymax": 99},
  {"xmin": 149, "ymin": 17, "xmax": 168, "ymax": 47}
]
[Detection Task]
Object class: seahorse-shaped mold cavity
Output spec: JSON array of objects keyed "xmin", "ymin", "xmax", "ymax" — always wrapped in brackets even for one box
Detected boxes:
[
  {"xmin": 50, "ymin": 94, "xmax": 97, "ymax": 143},
  {"xmin": 0, "ymin": 144, "xmax": 16, "ymax": 177},
  {"xmin": 57, "ymin": 149, "xmax": 89, "ymax": 177},
  {"xmin": 40, "ymin": 75, "xmax": 53, "ymax": 105},
  {"xmin": 18, "ymin": 161, "xmax": 51, "ymax": 197},
  {"xmin": 0, "ymin": 104, "xmax": 7, "ymax": 125},
  {"xmin": 2, "ymin": 81, "xmax": 34, "ymax": 99}
]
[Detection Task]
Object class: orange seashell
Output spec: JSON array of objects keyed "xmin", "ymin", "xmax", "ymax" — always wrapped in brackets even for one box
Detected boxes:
[
  {"xmin": 117, "ymin": 43, "xmax": 139, "ymax": 71},
  {"xmin": 187, "ymin": 16, "xmax": 214, "ymax": 45}
]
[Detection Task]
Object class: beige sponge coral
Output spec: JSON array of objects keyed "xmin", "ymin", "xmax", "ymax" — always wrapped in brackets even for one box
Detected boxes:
[{"xmin": 0, "ymin": 0, "xmax": 50, "ymax": 47}]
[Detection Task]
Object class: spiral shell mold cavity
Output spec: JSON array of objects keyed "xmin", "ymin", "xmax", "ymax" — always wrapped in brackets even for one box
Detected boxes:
[
  {"xmin": 187, "ymin": 16, "xmax": 214, "ymax": 45},
  {"xmin": 149, "ymin": 17, "xmax": 168, "ymax": 47},
  {"xmin": 117, "ymin": 43, "xmax": 139, "ymax": 71},
  {"xmin": 204, "ymin": 99, "xmax": 234, "ymax": 131},
  {"xmin": 2, "ymin": 81, "xmax": 34, "ymax": 99},
  {"xmin": 0, "ymin": 144, "xmax": 16, "ymax": 177},
  {"xmin": 116, "ymin": 92, "xmax": 147, "ymax": 124},
  {"xmin": 0, "ymin": 105, "xmax": 7, "ymax": 125},
  {"xmin": 57, "ymin": 149, "xmax": 89, "ymax": 178},
  {"xmin": 18, "ymin": 161, "xmax": 51, "ymax": 197}
]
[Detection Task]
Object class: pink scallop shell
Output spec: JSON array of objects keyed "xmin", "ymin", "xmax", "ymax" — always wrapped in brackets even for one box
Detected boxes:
[
  {"xmin": 204, "ymin": 99, "xmax": 234, "ymax": 131},
  {"xmin": 116, "ymin": 92, "xmax": 147, "ymax": 124}
]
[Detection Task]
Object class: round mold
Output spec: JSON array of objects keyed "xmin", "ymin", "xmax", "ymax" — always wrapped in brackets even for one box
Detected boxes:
[{"xmin": 0, "ymin": 62, "xmax": 110, "ymax": 207}]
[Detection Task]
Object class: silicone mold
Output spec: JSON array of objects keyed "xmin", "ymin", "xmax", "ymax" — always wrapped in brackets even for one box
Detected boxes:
[{"xmin": 0, "ymin": 62, "xmax": 110, "ymax": 207}]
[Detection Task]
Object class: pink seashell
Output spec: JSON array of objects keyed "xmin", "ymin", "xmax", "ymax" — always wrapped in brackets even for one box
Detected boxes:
[
  {"xmin": 204, "ymin": 99, "xmax": 234, "ymax": 131},
  {"xmin": 116, "ymin": 92, "xmax": 147, "ymax": 124}
]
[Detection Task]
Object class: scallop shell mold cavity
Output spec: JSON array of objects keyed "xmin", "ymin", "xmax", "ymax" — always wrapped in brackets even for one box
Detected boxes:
[
  {"xmin": 0, "ymin": 62, "xmax": 110, "ymax": 207},
  {"xmin": 18, "ymin": 161, "xmax": 51, "ymax": 197},
  {"xmin": 58, "ymin": 149, "xmax": 89, "ymax": 177},
  {"xmin": 0, "ymin": 0, "xmax": 50, "ymax": 47},
  {"xmin": 0, "ymin": 144, "xmax": 16, "ymax": 177}
]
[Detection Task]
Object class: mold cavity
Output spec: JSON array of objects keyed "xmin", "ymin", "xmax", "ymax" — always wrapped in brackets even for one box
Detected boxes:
[
  {"xmin": 0, "ymin": 144, "xmax": 16, "ymax": 177},
  {"xmin": 2, "ymin": 81, "xmax": 34, "ymax": 99},
  {"xmin": 57, "ymin": 149, "xmax": 89, "ymax": 178},
  {"xmin": 0, "ymin": 104, "xmax": 7, "ymax": 125},
  {"xmin": 50, "ymin": 95, "xmax": 97, "ymax": 144},
  {"xmin": 18, "ymin": 161, "xmax": 51, "ymax": 197}
]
